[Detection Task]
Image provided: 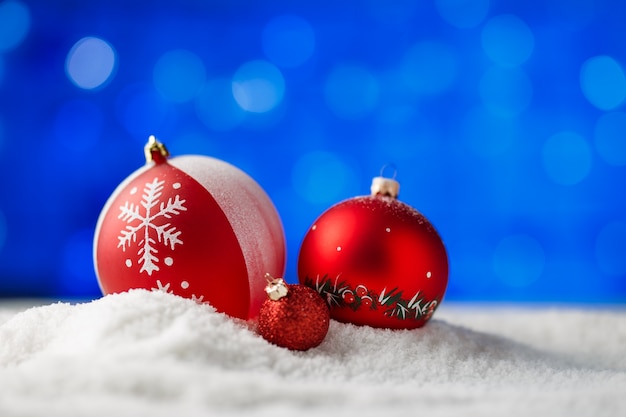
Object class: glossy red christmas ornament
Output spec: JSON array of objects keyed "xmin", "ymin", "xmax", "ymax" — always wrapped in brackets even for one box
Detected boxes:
[
  {"xmin": 298, "ymin": 173, "xmax": 448, "ymax": 329},
  {"xmin": 257, "ymin": 274, "xmax": 330, "ymax": 351},
  {"xmin": 94, "ymin": 136, "xmax": 286, "ymax": 320}
]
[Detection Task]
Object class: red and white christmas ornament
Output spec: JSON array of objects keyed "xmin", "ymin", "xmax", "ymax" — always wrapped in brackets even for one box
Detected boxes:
[
  {"xmin": 298, "ymin": 172, "xmax": 448, "ymax": 329},
  {"xmin": 93, "ymin": 136, "xmax": 286, "ymax": 319}
]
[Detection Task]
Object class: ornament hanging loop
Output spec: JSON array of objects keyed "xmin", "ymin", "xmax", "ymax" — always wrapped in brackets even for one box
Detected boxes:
[
  {"xmin": 264, "ymin": 273, "xmax": 289, "ymax": 301},
  {"xmin": 371, "ymin": 164, "xmax": 400, "ymax": 199},
  {"xmin": 144, "ymin": 135, "xmax": 170, "ymax": 165}
]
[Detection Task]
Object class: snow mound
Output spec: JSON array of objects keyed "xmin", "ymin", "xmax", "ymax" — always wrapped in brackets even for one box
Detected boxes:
[{"xmin": 0, "ymin": 290, "xmax": 624, "ymax": 417}]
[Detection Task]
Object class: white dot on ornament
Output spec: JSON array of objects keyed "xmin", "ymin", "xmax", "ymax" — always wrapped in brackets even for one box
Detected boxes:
[
  {"xmin": 311, "ymin": 224, "xmax": 317, "ymax": 231},
  {"xmin": 181, "ymin": 281, "xmax": 190, "ymax": 290},
  {"xmin": 125, "ymin": 259, "xmax": 132, "ymax": 267},
  {"xmin": 337, "ymin": 246, "xmax": 342, "ymax": 252},
  {"xmin": 385, "ymin": 227, "xmax": 391, "ymax": 233},
  {"xmin": 164, "ymin": 257, "xmax": 174, "ymax": 266},
  {"xmin": 426, "ymin": 271, "xmax": 432, "ymax": 279},
  {"xmin": 172, "ymin": 182, "xmax": 181, "ymax": 189},
  {"xmin": 130, "ymin": 187, "xmax": 137, "ymax": 195}
]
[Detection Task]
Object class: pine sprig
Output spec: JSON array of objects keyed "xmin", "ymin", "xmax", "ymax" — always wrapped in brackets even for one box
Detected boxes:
[{"xmin": 304, "ymin": 275, "xmax": 438, "ymax": 321}]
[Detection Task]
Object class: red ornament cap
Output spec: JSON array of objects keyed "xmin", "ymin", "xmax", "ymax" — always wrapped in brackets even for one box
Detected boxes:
[{"xmin": 258, "ymin": 274, "xmax": 330, "ymax": 351}]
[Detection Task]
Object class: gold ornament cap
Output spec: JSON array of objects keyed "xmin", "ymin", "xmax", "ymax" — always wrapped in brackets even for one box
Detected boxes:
[
  {"xmin": 144, "ymin": 135, "xmax": 170, "ymax": 164},
  {"xmin": 264, "ymin": 273, "xmax": 289, "ymax": 301}
]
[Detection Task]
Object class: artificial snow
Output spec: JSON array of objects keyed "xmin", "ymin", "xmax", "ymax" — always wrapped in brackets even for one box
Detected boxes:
[{"xmin": 0, "ymin": 290, "xmax": 624, "ymax": 416}]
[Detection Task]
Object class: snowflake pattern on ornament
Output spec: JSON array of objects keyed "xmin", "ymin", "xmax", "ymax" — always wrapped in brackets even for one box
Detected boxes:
[{"xmin": 117, "ymin": 177, "xmax": 187, "ymax": 275}]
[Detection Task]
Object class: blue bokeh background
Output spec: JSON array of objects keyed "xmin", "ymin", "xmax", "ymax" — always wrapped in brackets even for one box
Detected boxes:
[{"xmin": 0, "ymin": 0, "xmax": 625, "ymax": 303}]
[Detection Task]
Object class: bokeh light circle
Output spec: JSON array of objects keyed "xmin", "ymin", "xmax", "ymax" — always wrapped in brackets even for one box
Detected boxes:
[
  {"xmin": 0, "ymin": 0, "xmax": 30, "ymax": 51},
  {"xmin": 435, "ymin": 0, "xmax": 490, "ymax": 29},
  {"xmin": 153, "ymin": 49, "xmax": 206, "ymax": 102},
  {"xmin": 292, "ymin": 151, "xmax": 358, "ymax": 205},
  {"xmin": 324, "ymin": 64, "xmax": 379, "ymax": 119},
  {"xmin": 580, "ymin": 55, "xmax": 626, "ymax": 110},
  {"xmin": 541, "ymin": 131, "xmax": 592, "ymax": 186},
  {"xmin": 493, "ymin": 234, "xmax": 545, "ymax": 288},
  {"xmin": 66, "ymin": 37, "xmax": 117, "ymax": 90},
  {"xmin": 400, "ymin": 41, "xmax": 457, "ymax": 95},
  {"xmin": 481, "ymin": 14, "xmax": 534, "ymax": 67},
  {"xmin": 595, "ymin": 221, "xmax": 626, "ymax": 277},
  {"xmin": 232, "ymin": 60, "xmax": 285, "ymax": 113},
  {"xmin": 262, "ymin": 15, "xmax": 315, "ymax": 68},
  {"xmin": 593, "ymin": 112, "xmax": 626, "ymax": 166},
  {"xmin": 196, "ymin": 78, "xmax": 245, "ymax": 131},
  {"xmin": 479, "ymin": 67, "xmax": 533, "ymax": 117}
]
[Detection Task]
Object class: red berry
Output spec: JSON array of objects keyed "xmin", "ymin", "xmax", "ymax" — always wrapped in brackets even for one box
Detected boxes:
[
  {"xmin": 361, "ymin": 296, "xmax": 372, "ymax": 308},
  {"xmin": 342, "ymin": 290, "xmax": 355, "ymax": 304},
  {"xmin": 355, "ymin": 285, "xmax": 368, "ymax": 297}
]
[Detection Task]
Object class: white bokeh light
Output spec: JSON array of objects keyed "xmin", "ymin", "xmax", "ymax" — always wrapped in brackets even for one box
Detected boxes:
[
  {"xmin": 580, "ymin": 55, "xmax": 626, "ymax": 110},
  {"xmin": 481, "ymin": 14, "xmax": 534, "ymax": 67},
  {"xmin": 66, "ymin": 37, "xmax": 117, "ymax": 90},
  {"xmin": 262, "ymin": 15, "xmax": 315, "ymax": 68},
  {"xmin": 232, "ymin": 60, "xmax": 285, "ymax": 113}
]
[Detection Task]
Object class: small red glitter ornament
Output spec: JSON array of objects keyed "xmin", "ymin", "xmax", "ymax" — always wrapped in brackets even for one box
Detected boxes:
[
  {"xmin": 93, "ymin": 136, "xmax": 286, "ymax": 320},
  {"xmin": 257, "ymin": 274, "xmax": 330, "ymax": 351},
  {"xmin": 298, "ymin": 172, "xmax": 448, "ymax": 329}
]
